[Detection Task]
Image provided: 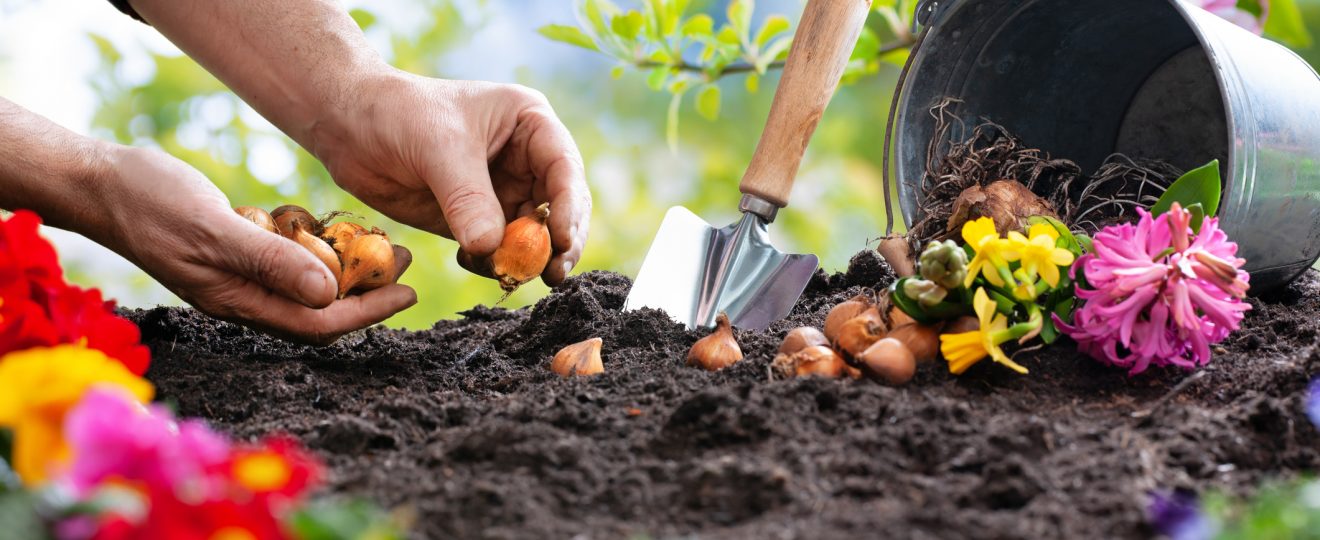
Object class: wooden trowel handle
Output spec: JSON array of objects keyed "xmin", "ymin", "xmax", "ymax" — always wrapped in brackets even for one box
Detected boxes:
[{"xmin": 739, "ymin": 0, "xmax": 872, "ymax": 208}]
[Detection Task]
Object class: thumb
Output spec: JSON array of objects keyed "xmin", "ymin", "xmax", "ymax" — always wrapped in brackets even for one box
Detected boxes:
[
  {"xmin": 219, "ymin": 214, "xmax": 338, "ymax": 308},
  {"xmin": 425, "ymin": 152, "xmax": 506, "ymax": 256}
]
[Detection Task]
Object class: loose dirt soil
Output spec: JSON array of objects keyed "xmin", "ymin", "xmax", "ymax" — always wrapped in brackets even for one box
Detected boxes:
[{"xmin": 128, "ymin": 251, "xmax": 1320, "ymax": 539}]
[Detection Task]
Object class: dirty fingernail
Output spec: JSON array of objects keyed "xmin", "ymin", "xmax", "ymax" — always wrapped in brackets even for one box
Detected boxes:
[{"xmin": 298, "ymin": 269, "xmax": 329, "ymax": 305}]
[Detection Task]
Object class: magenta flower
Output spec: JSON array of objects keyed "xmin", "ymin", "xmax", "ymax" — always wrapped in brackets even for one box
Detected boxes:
[
  {"xmin": 61, "ymin": 387, "xmax": 230, "ymax": 498},
  {"xmin": 1055, "ymin": 203, "xmax": 1250, "ymax": 374}
]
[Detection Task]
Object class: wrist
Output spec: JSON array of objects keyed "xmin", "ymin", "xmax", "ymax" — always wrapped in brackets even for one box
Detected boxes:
[{"xmin": 304, "ymin": 66, "xmax": 410, "ymax": 162}]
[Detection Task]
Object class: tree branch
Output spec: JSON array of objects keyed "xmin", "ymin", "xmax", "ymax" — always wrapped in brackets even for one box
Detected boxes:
[{"xmin": 632, "ymin": 34, "xmax": 917, "ymax": 78}]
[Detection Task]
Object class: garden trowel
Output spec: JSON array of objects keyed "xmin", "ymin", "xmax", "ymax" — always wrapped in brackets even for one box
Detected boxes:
[{"xmin": 624, "ymin": 0, "xmax": 873, "ymax": 331}]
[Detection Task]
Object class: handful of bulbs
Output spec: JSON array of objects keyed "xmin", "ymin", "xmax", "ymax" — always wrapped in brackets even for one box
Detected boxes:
[
  {"xmin": 773, "ymin": 291, "xmax": 950, "ymax": 386},
  {"xmin": 234, "ymin": 205, "xmax": 406, "ymax": 298}
]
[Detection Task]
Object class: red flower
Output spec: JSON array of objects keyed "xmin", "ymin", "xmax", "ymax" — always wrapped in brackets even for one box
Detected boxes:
[
  {"xmin": 228, "ymin": 436, "xmax": 321, "ymax": 500},
  {"xmin": 91, "ymin": 490, "xmax": 291, "ymax": 540},
  {"xmin": 0, "ymin": 210, "xmax": 63, "ymax": 288},
  {"xmin": 0, "ymin": 211, "xmax": 149, "ymax": 375}
]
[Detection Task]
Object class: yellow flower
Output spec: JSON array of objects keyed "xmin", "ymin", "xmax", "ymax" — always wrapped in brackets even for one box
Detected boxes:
[
  {"xmin": 0, "ymin": 345, "xmax": 153, "ymax": 485},
  {"xmin": 938, "ymin": 288, "xmax": 1028, "ymax": 375},
  {"xmin": 961, "ymin": 217, "xmax": 1019, "ymax": 288},
  {"xmin": 1007, "ymin": 223, "xmax": 1075, "ymax": 288}
]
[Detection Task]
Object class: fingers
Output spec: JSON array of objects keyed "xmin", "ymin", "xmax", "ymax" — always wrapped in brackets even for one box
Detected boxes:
[
  {"xmin": 211, "ymin": 281, "xmax": 418, "ymax": 346},
  {"xmin": 393, "ymin": 244, "xmax": 413, "ymax": 280},
  {"xmin": 423, "ymin": 150, "xmax": 507, "ymax": 258},
  {"xmin": 216, "ymin": 212, "xmax": 338, "ymax": 308},
  {"xmin": 520, "ymin": 109, "xmax": 591, "ymax": 287}
]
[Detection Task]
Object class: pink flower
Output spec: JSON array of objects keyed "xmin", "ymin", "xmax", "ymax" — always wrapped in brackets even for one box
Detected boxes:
[
  {"xmin": 62, "ymin": 387, "xmax": 230, "ymax": 498},
  {"xmin": 1186, "ymin": 0, "xmax": 1268, "ymax": 34},
  {"xmin": 1055, "ymin": 204, "xmax": 1250, "ymax": 374}
]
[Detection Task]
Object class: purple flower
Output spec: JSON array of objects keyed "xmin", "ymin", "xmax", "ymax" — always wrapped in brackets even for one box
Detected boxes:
[
  {"xmin": 1056, "ymin": 204, "xmax": 1250, "ymax": 374},
  {"xmin": 61, "ymin": 387, "xmax": 230, "ymax": 498},
  {"xmin": 1149, "ymin": 490, "xmax": 1217, "ymax": 540},
  {"xmin": 1307, "ymin": 379, "xmax": 1320, "ymax": 429}
]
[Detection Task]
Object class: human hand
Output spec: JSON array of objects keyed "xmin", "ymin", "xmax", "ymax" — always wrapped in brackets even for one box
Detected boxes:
[
  {"xmin": 308, "ymin": 71, "xmax": 591, "ymax": 286},
  {"xmin": 89, "ymin": 145, "xmax": 417, "ymax": 345}
]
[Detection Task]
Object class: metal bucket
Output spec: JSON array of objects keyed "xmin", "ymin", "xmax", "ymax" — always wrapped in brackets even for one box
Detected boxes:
[{"xmin": 895, "ymin": 0, "xmax": 1320, "ymax": 290}]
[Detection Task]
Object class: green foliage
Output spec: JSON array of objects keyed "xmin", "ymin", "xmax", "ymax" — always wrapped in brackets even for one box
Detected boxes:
[
  {"xmin": 1152, "ymin": 159, "xmax": 1222, "ymax": 229},
  {"xmin": 288, "ymin": 498, "xmax": 407, "ymax": 540},
  {"xmin": 1199, "ymin": 478, "xmax": 1320, "ymax": 539},
  {"xmin": 1265, "ymin": 0, "xmax": 1314, "ymax": 48},
  {"xmin": 538, "ymin": 0, "xmax": 918, "ymax": 146}
]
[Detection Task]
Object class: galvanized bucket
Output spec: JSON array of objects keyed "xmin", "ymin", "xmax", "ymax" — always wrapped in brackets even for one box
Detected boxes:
[{"xmin": 894, "ymin": 0, "xmax": 1320, "ymax": 290}]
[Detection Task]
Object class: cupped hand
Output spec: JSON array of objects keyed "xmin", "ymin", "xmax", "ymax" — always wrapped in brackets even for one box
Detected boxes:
[
  {"xmin": 308, "ymin": 72, "xmax": 591, "ymax": 286},
  {"xmin": 92, "ymin": 146, "xmax": 417, "ymax": 345}
]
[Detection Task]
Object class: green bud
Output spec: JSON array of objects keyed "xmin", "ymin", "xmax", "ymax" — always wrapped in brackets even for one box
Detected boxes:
[
  {"xmin": 919, "ymin": 240, "xmax": 969, "ymax": 290},
  {"xmin": 903, "ymin": 278, "xmax": 948, "ymax": 308}
]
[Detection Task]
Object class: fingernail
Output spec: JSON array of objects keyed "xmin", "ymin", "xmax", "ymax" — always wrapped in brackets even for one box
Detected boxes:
[
  {"xmin": 298, "ymin": 269, "xmax": 329, "ymax": 305},
  {"xmin": 561, "ymin": 260, "xmax": 574, "ymax": 277},
  {"xmin": 464, "ymin": 218, "xmax": 502, "ymax": 251}
]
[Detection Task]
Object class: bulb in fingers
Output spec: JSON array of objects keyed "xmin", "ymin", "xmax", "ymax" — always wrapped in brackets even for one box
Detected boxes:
[
  {"xmin": 489, "ymin": 203, "xmax": 553, "ymax": 293},
  {"xmin": 338, "ymin": 233, "xmax": 396, "ymax": 298}
]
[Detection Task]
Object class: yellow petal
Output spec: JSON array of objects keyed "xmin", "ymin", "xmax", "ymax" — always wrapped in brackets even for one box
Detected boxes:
[
  {"xmin": 962, "ymin": 217, "xmax": 998, "ymax": 248},
  {"xmin": 13, "ymin": 415, "xmax": 66, "ymax": 485},
  {"xmin": 1007, "ymin": 231, "xmax": 1029, "ymax": 246},
  {"xmin": 941, "ymin": 332, "xmax": 987, "ymax": 374},
  {"xmin": 1028, "ymin": 222, "xmax": 1058, "ymax": 241},
  {"xmin": 972, "ymin": 288, "xmax": 995, "ymax": 327},
  {"xmin": 1050, "ymin": 248, "xmax": 1075, "ymax": 267},
  {"xmin": 1040, "ymin": 263, "xmax": 1060, "ymax": 288},
  {"xmin": 987, "ymin": 345, "xmax": 1029, "ymax": 374}
]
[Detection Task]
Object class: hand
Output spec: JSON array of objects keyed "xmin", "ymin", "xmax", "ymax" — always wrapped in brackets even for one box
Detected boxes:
[
  {"xmin": 308, "ymin": 72, "xmax": 592, "ymax": 286},
  {"xmin": 89, "ymin": 145, "xmax": 417, "ymax": 345}
]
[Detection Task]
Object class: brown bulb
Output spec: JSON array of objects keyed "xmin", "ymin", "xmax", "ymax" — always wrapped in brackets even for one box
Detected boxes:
[
  {"xmin": 322, "ymin": 222, "xmax": 367, "ymax": 254},
  {"xmin": 858, "ymin": 338, "xmax": 916, "ymax": 385},
  {"xmin": 235, "ymin": 206, "xmax": 277, "ymax": 234},
  {"xmin": 687, "ymin": 313, "xmax": 743, "ymax": 371},
  {"xmin": 836, "ymin": 316, "xmax": 883, "ymax": 358},
  {"xmin": 943, "ymin": 316, "xmax": 980, "ymax": 335},
  {"xmin": 271, "ymin": 205, "xmax": 321, "ymax": 238},
  {"xmin": 551, "ymin": 338, "xmax": 604, "ymax": 377},
  {"xmin": 888, "ymin": 306, "xmax": 918, "ymax": 328},
  {"xmin": 791, "ymin": 346, "xmax": 851, "ymax": 378},
  {"xmin": 292, "ymin": 227, "xmax": 341, "ymax": 286},
  {"xmin": 887, "ymin": 323, "xmax": 940, "ymax": 363},
  {"xmin": 823, "ymin": 294, "xmax": 875, "ymax": 343},
  {"xmin": 779, "ymin": 327, "xmax": 828, "ymax": 356},
  {"xmin": 337, "ymin": 233, "xmax": 396, "ymax": 298},
  {"xmin": 489, "ymin": 203, "xmax": 552, "ymax": 293}
]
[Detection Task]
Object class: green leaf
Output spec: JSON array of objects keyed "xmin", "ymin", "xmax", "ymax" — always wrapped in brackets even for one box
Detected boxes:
[
  {"xmin": 1264, "ymin": 0, "xmax": 1312, "ymax": 48},
  {"xmin": 665, "ymin": 0, "xmax": 691, "ymax": 36},
  {"xmin": 727, "ymin": 0, "xmax": 753, "ymax": 43},
  {"xmin": 668, "ymin": 78, "xmax": 693, "ymax": 94},
  {"xmin": 1185, "ymin": 202, "xmax": 1207, "ymax": 232},
  {"xmin": 852, "ymin": 28, "xmax": 881, "ymax": 60},
  {"xmin": 288, "ymin": 498, "xmax": 404, "ymax": 540},
  {"xmin": 745, "ymin": 72, "xmax": 760, "ymax": 93},
  {"xmin": 1151, "ymin": 159, "xmax": 1222, "ymax": 221},
  {"xmin": 755, "ymin": 15, "xmax": 790, "ymax": 48},
  {"xmin": 349, "ymin": 8, "xmax": 377, "ymax": 30},
  {"xmin": 610, "ymin": 65, "xmax": 626, "ymax": 80},
  {"xmin": 1236, "ymin": 0, "xmax": 1264, "ymax": 18},
  {"xmin": 1027, "ymin": 215, "xmax": 1082, "ymax": 256},
  {"xmin": 756, "ymin": 36, "xmax": 792, "ymax": 73},
  {"xmin": 682, "ymin": 14, "xmax": 714, "ymax": 37},
  {"xmin": 582, "ymin": 0, "xmax": 621, "ymax": 37},
  {"xmin": 611, "ymin": 10, "xmax": 645, "ymax": 41},
  {"xmin": 537, "ymin": 24, "xmax": 599, "ymax": 51},
  {"xmin": 1075, "ymin": 233, "xmax": 1094, "ymax": 254},
  {"xmin": 646, "ymin": 66, "xmax": 669, "ymax": 91},
  {"xmin": 1040, "ymin": 317, "xmax": 1059, "ymax": 344},
  {"xmin": 715, "ymin": 25, "xmax": 741, "ymax": 45},
  {"xmin": 695, "ymin": 85, "xmax": 721, "ymax": 121}
]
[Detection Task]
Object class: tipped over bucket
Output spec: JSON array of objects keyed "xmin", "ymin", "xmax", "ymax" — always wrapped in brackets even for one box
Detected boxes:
[{"xmin": 895, "ymin": 0, "xmax": 1320, "ymax": 290}]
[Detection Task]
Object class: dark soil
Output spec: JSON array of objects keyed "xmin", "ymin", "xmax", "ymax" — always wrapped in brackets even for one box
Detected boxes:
[{"xmin": 128, "ymin": 251, "xmax": 1320, "ymax": 539}]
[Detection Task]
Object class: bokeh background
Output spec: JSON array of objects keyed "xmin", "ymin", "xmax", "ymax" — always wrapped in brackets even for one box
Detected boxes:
[{"xmin": 1, "ymin": 0, "xmax": 1317, "ymax": 330}]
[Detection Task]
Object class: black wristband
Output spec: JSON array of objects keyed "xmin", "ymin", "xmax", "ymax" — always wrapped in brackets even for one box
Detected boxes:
[{"xmin": 107, "ymin": 0, "xmax": 146, "ymax": 23}]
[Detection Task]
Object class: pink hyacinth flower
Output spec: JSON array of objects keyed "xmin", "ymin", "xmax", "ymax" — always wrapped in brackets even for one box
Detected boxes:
[
  {"xmin": 62, "ymin": 387, "xmax": 231, "ymax": 498},
  {"xmin": 1055, "ymin": 203, "xmax": 1250, "ymax": 375}
]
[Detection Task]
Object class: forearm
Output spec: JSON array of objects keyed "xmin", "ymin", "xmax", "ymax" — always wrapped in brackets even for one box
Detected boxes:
[
  {"xmin": 0, "ymin": 98, "xmax": 112, "ymax": 235},
  {"xmin": 127, "ymin": 0, "xmax": 392, "ymax": 151}
]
